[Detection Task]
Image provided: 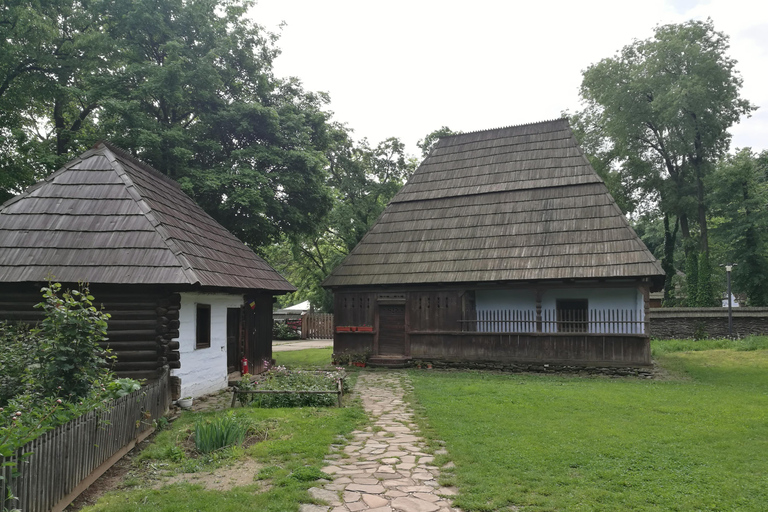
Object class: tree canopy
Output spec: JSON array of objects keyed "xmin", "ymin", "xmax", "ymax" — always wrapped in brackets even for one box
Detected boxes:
[
  {"xmin": 577, "ymin": 19, "xmax": 756, "ymax": 305},
  {"xmin": 0, "ymin": 0, "xmax": 334, "ymax": 246}
]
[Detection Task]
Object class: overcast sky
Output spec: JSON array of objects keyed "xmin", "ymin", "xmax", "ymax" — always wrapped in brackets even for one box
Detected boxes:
[{"xmin": 252, "ymin": 0, "xmax": 768, "ymax": 158}]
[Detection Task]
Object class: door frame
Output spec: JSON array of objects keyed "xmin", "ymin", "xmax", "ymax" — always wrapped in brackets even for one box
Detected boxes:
[{"xmin": 375, "ymin": 294, "xmax": 409, "ymax": 357}]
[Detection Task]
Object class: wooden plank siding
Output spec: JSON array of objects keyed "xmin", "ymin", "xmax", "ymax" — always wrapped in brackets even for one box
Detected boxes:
[
  {"xmin": 244, "ymin": 293, "xmax": 274, "ymax": 373},
  {"xmin": 0, "ymin": 283, "xmax": 180, "ymax": 380},
  {"xmin": 332, "ymin": 288, "xmax": 652, "ymax": 366},
  {"xmin": 408, "ymin": 332, "xmax": 650, "ymax": 366}
]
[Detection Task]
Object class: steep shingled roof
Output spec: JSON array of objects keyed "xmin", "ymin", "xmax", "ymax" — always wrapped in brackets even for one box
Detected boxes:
[
  {"xmin": 323, "ymin": 119, "xmax": 664, "ymax": 287},
  {"xmin": 0, "ymin": 142, "xmax": 295, "ymax": 292}
]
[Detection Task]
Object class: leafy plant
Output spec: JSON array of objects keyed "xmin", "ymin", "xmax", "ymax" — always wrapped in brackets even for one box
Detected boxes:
[
  {"xmin": 272, "ymin": 322, "xmax": 300, "ymax": 340},
  {"xmin": 33, "ymin": 282, "xmax": 114, "ymax": 399},
  {"xmin": 243, "ymin": 366, "xmax": 348, "ymax": 408},
  {"xmin": 104, "ymin": 378, "xmax": 142, "ymax": 399},
  {"xmin": 194, "ymin": 412, "xmax": 250, "ymax": 454},
  {"xmin": 0, "ymin": 323, "xmax": 39, "ymax": 407}
]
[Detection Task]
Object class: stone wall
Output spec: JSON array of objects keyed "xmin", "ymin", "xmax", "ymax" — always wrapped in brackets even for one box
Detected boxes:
[
  {"xmin": 424, "ymin": 360, "xmax": 654, "ymax": 378},
  {"xmin": 648, "ymin": 307, "xmax": 768, "ymax": 339}
]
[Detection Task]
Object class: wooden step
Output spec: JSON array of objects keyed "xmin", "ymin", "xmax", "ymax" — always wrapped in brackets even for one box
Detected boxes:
[{"xmin": 369, "ymin": 355, "xmax": 411, "ymax": 368}]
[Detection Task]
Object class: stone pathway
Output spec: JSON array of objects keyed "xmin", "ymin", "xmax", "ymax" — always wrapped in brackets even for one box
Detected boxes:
[{"xmin": 305, "ymin": 372, "xmax": 460, "ymax": 512}]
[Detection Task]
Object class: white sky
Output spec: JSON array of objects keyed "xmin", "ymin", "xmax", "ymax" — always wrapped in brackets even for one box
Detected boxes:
[{"xmin": 252, "ymin": 0, "xmax": 768, "ymax": 157}]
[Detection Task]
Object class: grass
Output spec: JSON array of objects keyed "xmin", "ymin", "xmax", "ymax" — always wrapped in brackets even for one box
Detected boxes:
[
  {"xmin": 81, "ymin": 351, "xmax": 365, "ymax": 512},
  {"xmin": 408, "ymin": 338, "xmax": 768, "ymax": 511},
  {"xmin": 274, "ymin": 347, "xmax": 333, "ymax": 368},
  {"xmin": 651, "ymin": 334, "xmax": 768, "ymax": 356}
]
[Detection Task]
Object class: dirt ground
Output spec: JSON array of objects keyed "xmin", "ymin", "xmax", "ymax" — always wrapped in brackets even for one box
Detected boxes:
[{"xmin": 65, "ymin": 390, "xmax": 255, "ymax": 511}]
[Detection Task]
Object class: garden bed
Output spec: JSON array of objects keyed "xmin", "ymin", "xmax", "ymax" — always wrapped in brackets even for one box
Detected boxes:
[{"xmin": 231, "ymin": 366, "xmax": 349, "ymax": 408}]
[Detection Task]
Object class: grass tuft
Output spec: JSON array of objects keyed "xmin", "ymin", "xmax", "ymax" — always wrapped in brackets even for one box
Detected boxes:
[{"xmin": 194, "ymin": 412, "xmax": 250, "ymax": 453}]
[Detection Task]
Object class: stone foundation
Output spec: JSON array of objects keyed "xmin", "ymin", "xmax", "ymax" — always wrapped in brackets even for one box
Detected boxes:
[{"xmin": 421, "ymin": 360, "xmax": 654, "ymax": 378}]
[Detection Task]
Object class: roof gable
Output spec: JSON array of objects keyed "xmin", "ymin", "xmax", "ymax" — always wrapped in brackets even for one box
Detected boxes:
[
  {"xmin": 0, "ymin": 142, "xmax": 294, "ymax": 292},
  {"xmin": 324, "ymin": 119, "xmax": 664, "ymax": 288}
]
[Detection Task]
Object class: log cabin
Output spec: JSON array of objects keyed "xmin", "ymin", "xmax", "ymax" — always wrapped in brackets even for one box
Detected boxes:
[
  {"xmin": 0, "ymin": 142, "xmax": 294, "ymax": 397},
  {"xmin": 323, "ymin": 119, "xmax": 665, "ymax": 368}
]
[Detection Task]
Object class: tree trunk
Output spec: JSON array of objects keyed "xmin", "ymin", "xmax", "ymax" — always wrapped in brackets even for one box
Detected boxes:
[
  {"xmin": 662, "ymin": 213, "xmax": 678, "ymax": 304},
  {"xmin": 696, "ymin": 167, "xmax": 709, "ymax": 255}
]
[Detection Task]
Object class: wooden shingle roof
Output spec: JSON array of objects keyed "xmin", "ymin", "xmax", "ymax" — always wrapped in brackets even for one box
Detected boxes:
[
  {"xmin": 323, "ymin": 119, "xmax": 664, "ymax": 288},
  {"xmin": 0, "ymin": 142, "xmax": 295, "ymax": 292}
]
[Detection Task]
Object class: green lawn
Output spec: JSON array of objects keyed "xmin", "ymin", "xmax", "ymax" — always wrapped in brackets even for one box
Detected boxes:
[
  {"xmin": 81, "ymin": 340, "xmax": 768, "ymax": 511},
  {"xmin": 81, "ymin": 353, "xmax": 364, "ymax": 512},
  {"xmin": 409, "ymin": 339, "xmax": 768, "ymax": 511},
  {"xmin": 273, "ymin": 346, "xmax": 334, "ymax": 368}
]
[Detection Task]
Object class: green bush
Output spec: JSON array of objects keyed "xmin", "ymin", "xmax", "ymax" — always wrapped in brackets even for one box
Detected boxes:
[
  {"xmin": 34, "ymin": 282, "xmax": 114, "ymax": 399},
  {"xmin": 0, "ymin": 323, "xmax": 39, "ymax": 407},
  {"xmin": 272, "ymin": 322, "xmax": 300, "ymax": 340},
  {"xmin": 194, "ymin": 412, "xmax": 250, "ymax": 453}
]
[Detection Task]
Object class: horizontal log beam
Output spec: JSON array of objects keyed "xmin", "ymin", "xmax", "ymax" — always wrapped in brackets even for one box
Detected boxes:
[{"xmin": 114, "ymin": 350, "xmax": 158, "ymax": 362}]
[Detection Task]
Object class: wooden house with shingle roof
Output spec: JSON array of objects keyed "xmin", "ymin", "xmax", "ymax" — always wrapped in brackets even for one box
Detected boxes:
[
  {"xmin": 0, "ymin": 142, "xmax": 294, "ymax": 397},
  {"xmin": 323, "ymin": 119, "xmax": 664, "ymax": 367}
]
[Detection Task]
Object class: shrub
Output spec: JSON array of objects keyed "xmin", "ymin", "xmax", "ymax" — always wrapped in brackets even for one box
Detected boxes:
[
  {"xmin": 194, "ymin": 412, "xmax": 250, "ymax": 453},
  {"xmin": 104, "ymin": 378, "xmax": 143, "ymax": 399},
  {"xmin": 273, "ymin": 322, "xmax": 300, "ymax": 340},
  {"xmin": 0, "ymin": 324, "xmax": 39, "ymax": 407},
  {"xmin": 33, "ymin": 282, "xmax": 114, "ymax": 399}
]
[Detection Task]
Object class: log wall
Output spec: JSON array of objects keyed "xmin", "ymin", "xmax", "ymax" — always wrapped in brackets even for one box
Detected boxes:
[{"xmin": 0, "ymin": 283, "xmax": 180, "ymax": 381}]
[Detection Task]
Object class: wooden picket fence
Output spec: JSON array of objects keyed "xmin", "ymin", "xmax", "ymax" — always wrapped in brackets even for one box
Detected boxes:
[
  {"xmin": 0, "ymin": 368, "xmax": 171, "ymax": 512},
  {"xmin": 301, "ymin": 313, "xmax": 334, "ymax": 339}
]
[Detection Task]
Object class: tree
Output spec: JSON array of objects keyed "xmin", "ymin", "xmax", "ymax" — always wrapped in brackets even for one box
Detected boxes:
[
  {"xmin": 265, "ymin": 130, "xmax": 417, "ymax": 311},
  {"xmin": 417, "ymin": 126, "xmax": 458, "ymax": 158},
  {"xmin": 579, "ymin": 19, "xmax": 755, "ymax": 261},
  {"xmin": 1, "ymin": 0, "xmax": 337, "ymax": 247},
  {"xmin": 0, "ymin": 0, "xmax": 115, "ymax": 201},
  {"xmin": 708, "ymin": 149, "xmax": 768, "ymax": 306},
  {"xmin": 94, "ymin": 0, "xmax": 335, "ymax": 247}
]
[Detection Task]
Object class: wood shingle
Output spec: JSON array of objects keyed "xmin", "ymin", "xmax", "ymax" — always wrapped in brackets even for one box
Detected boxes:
[
  {"xmin": 324, "ymin": 119, "xmax": 664, "ymax": 288},
  {"xmin": 0, "ymin": 142, "xmax": 294, "ymax": 293}
]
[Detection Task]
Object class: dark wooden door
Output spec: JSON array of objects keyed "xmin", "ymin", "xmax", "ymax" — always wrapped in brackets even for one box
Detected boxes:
[
  {"xmin": 226, "ymin": 307, "xmax": 241, "ymax": 371},
  {"xmin": 378, "ymin": 305, "xmax": 405, "ymax": 355}
]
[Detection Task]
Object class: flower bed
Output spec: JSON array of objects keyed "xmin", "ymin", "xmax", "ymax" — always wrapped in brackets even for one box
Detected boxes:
[{"xmin": 235, "ymin": 366, "xmax": 349, "ymax": 408}]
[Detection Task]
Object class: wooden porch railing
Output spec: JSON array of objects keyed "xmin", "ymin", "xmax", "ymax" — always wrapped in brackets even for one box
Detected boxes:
[{"xmin": 462, "ymin": 309, "xmax": 646, "ymax": 334}]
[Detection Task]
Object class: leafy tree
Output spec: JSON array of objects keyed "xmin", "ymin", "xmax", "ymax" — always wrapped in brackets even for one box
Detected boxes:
[
  {"xmin": 417, "ymin": 126, "xmax": 458, "ymax": 158},
  {"xmin": 266, "ymin": 131, "xmax": 417, "ymax": 311},
  {"xmin": 708, "ymin": 149, "xmax": 768, "ymax": 305},
  {"xmin": 1, "ymin": 0, "xmax": 337, "ymax": 247},
  {"xmin": 0, "ymin": 0, "xmax": 114, "ymax": 201},
  {"xmin": 696, "ymin": 252, "xmax": 717, "ymax": 307},
  {"xmin": 579, "ymin": 19, "xmax": 755, "ymax": 261}
]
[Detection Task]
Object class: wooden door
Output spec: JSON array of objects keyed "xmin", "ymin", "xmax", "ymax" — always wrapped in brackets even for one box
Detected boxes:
[
  {"xmin": 378, "ymin": 305, "xmax": 405, "ymax": 355},
  {"xmin": 226, "ymin": 307, "xmax": 241, "ymax": 371}
]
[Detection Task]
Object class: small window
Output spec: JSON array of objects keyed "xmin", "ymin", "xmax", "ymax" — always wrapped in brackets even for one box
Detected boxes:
[
  {"xmin": 557, "ymin": 299, "xmax": 588, "ymax": 333},
  {"xmin": 196, "ymin": 304, "xmax": 211, "ymax": 349}
]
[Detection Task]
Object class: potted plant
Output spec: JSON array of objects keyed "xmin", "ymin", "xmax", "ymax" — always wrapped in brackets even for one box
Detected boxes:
[{"xmin": 350, "ymin": 350, "xmax": 371, "ymax": 367}]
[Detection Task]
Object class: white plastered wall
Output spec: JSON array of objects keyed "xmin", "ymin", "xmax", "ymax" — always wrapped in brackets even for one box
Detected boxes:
[
  {"xmin": 476, "ymin": 287, "xmax": 645, "ymax": 333},
  {"xmin": 172, "ymin": 291, "xmax": 244, "ymax": 398},
  {"xmin": 542, "ymin": 287, "xmax": 644, "ymax": 333}
]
